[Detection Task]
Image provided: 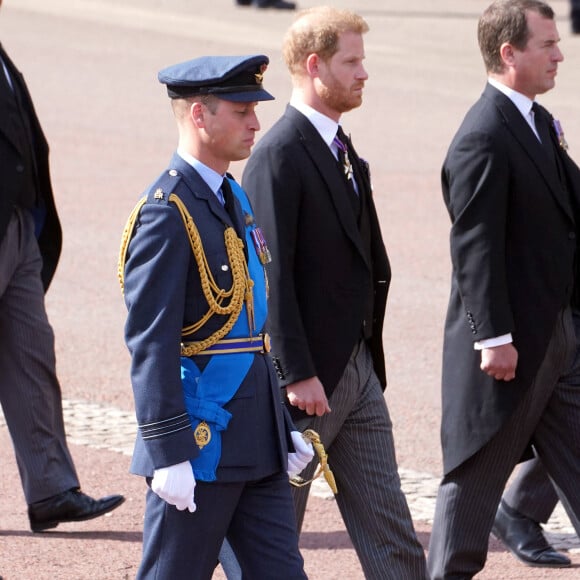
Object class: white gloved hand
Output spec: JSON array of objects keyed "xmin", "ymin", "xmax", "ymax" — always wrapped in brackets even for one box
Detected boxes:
[
  {"xmin": 151, "ymin": 460, "xmax": 197, "ymax": 512},
  {"xmin": 287, "ymin": 430, "xmax": 315, "ymax": 477}
]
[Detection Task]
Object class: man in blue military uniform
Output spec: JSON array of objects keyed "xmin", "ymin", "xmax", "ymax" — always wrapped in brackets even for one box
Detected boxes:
[{"xmin": 119, "ymin": 54, "xmax": 313, "ymax": 580}]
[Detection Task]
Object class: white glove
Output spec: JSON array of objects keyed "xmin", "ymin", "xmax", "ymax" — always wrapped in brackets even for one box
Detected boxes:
[
  {"xmin": 151, "ymin": 460, "xmax": 196, "ymax": 512},
  {"xmin": 287, "ymin": 430, "xmax": 315, "ymax": 477}
]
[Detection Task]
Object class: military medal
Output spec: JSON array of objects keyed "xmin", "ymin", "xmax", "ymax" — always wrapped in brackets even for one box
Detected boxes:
[
  {"xmin": 194, "ymin": 421, "xmax": 211, "ymax": 449},
  {"xmin": 333, "ymin": 135, "xmax": 354, "ymax": 181},
  {"xmin": 553, "ymin": 119, "xmax": 569, "ymax": 151},
  {"xmin": 342, "ymin": 154, "xmax": 354, "ymax": 181},
  {"xmin": 342, "ymin": 156, "xmax": 353, "ymax": 180},
  {"xmin": 250, "ymin": 227, "xmax": 272, "ymax": 265}
]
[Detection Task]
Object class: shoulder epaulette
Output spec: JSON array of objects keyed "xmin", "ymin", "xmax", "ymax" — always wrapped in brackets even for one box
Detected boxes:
[{"xmin": 146, "ymin": 168, "xmax": 183, "ymax": 206}]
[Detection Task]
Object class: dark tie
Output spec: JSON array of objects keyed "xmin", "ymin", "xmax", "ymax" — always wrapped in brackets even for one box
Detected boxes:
[
  {"xmin": 334, "ymin": 126, "xmax": 360, "ymax": 217},
  {"xmin": 221, "ymin": 177, "xmax": 247, "ymax": 250},
  {"xmin": 532, "ymin": 103, "xmax": 556, "ymax": 162},
  {"xmin": 532, "ymin": 102, "xmax": 570, "ymax": 191}
]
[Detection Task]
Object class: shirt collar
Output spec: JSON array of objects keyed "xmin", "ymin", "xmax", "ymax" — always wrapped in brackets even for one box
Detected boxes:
[
  {"xmin": 487, "ymin": 77, "xmax": 535, "ymax": 119},
  {"xmin": 289, "ymin": 97, "xmax": 340, "ymax": 149},
  {"xmin": 176, "ymin": 148, "xmax": 224, "ymax": 198}
]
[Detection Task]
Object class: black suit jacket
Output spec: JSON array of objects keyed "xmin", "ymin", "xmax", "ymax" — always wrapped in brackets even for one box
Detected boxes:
[
  {"xmin": 0, "ymin": 43, "xmax": 61, "ymax": 290},
  {"xmin": 243, "ymin": 105, "xmax": 391, "ymax": 420},
  {"xmin": 441, "ymin": 83, "xmax": 580, "ymax": 474}
]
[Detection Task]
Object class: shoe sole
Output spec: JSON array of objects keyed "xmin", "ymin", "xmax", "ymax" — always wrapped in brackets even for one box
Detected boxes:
[{"xmin": 30, "ymin": 497, "xmax": 126, "ymax": 533}]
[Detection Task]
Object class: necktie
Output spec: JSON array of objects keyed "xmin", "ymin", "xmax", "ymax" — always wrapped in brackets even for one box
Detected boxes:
[
  {"xmin": 221, "ymin": 177, "xmax": 247, "ymax": 249},
  {"xmin": 334, "ymin": 126, "xmax": 360, "ymax": 216},
  {"xmin": 532, "ymin": 103, "xmax": 556, "ymax": 161},
  {"xmin": 532, "ymin": 102, "xmax": 570, "ymax": 191}
]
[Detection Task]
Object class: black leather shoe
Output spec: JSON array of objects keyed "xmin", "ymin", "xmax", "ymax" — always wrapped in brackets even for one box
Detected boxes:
[
  {"xmin": 28, "ymin": 488, "xmax": 125, "ymax": 532},
  {"xmin": 492, "ymin": 500, "xmax": 571, "ymax": 567},
  {"xmin": 257, "ymin": 0, "xmax": 296, "ymax": 9}
]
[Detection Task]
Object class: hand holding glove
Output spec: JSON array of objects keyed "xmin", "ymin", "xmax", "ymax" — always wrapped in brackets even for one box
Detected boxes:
[
  {"xmin": 151, "ymin": 460, "xmax": 196, "ymax": 512},
  {"xmin": 287, "ymin": 430, "xmax": 315, "ymax": 477}
]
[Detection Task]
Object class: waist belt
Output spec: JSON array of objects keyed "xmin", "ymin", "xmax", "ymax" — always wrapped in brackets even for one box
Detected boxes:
[{"xmin": 183, "ymin": 333, "xmax": 271, "ymax": 356}]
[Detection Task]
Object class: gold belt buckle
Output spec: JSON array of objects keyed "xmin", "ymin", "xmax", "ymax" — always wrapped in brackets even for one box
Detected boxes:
[{"xmin": 262, "ymin": 332, "xmax": 271, "ymax": 353}]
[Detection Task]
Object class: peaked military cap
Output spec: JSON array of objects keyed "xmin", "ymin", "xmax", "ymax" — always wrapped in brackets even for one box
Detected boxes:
[{"xmin": 158, "ymin": 54, "xmax": 274, "ymax": 102}]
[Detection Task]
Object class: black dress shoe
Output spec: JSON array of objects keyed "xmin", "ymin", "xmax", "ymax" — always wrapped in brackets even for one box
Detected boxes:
[
  {"xmin": 28, "ymin": 488, "xmax": 125, "ymax": 532},
  {"xmin": 492, "ymin": 500, "xmax": 571, "ymax": 568},
  {"xmin": 257, "ymin": 0, "xmax": 296, "ymax": 9}
]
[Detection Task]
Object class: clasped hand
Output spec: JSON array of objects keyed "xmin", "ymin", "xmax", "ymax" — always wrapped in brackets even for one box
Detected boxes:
[
  {"xmin": 286, "ymin": 377, "xmax": 331, "ymax": 416},
  {"xmin": 480, "ymin": 343, "xmax": 518, "ymax": 382},
  {"xmin": 151, "ymin": 460, "xmax": 197, "ymax": 512}
]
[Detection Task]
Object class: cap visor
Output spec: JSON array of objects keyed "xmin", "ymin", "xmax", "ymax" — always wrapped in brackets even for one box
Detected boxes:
[{"xmin": 218, "ymin": 89, "xmax": 275, "ymax": 102}]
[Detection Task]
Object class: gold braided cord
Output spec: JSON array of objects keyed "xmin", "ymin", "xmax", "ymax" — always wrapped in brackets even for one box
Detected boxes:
[
  {"xmin": 117, "ymin": 193, "xmax": 254, "ymax": 357},
  {"xmin": 118, "ymin": 197, "xmax": 147, "ymax": 294},
  {"xmin": 169, "ymin": 194, "xmax": 253, "ymax": 356},
  {"xmin": 289, "ymin": 429, "xmax": 338, "ymax": 494}
]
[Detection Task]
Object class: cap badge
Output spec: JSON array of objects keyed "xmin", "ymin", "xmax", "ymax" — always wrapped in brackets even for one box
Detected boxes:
[{"xmin": 254, "ymin": 64, "xmax": 267, "ymax": 85}]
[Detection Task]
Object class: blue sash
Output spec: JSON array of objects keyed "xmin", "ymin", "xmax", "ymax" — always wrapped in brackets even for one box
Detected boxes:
[{"xmin": 181, "ymin": 179, "xmax": 268, "ymax": 481}]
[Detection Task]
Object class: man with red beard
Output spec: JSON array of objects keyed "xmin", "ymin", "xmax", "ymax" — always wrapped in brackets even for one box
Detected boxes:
[{"xmin": 240, "ymin": 6, "xmax": 427, "ymax": 579}]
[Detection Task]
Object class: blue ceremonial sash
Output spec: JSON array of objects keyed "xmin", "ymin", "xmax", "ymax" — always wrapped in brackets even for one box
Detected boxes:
[{"xmin": 181, "ymin": 179, "xmax": 268, "ymax": 481}]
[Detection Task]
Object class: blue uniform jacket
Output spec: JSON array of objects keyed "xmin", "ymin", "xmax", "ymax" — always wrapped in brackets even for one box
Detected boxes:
[{"xmin": 122, "ymin": 153, "xmax": 291, "ymax": 482}]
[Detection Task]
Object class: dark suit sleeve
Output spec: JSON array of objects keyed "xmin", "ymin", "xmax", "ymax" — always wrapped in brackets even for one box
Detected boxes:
[
  {"xmin": 243, "ymin": 141, "xmax": 317, "ymax": 385},
  {"xmin": 444, "ymin": 130, "xmax": 515, "ymax": 340}
]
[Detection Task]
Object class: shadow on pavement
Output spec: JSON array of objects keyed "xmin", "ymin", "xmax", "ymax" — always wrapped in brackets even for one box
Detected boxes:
[{"xmin": 0, "ymin": 529, "xmax": 142, "ymax": 543}]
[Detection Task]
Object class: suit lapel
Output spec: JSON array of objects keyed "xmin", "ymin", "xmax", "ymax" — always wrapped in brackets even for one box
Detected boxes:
[
  {"xmin": 0, "ymin": 45, "xmax": 24, "ymax": 153},
  {"xmin": 285, "ymin": 106, "xmax": 370, "ymax": 269},
  {"xmin": 487, "ymin": 86, "xmax": 573, "ymax": 221}
]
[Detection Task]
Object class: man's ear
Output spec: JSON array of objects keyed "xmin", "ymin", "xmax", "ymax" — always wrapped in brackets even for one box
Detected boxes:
[
  {"xmin": 305, "ymin": 53, "xmax": 320, "ymax": 78},
  {"xmin": 499, "ymin": 42, "xmax": 516, "ymax": 67},
  {"xmin": 191, "ymin": 101, "xmax": 205, "ymax": 127}
]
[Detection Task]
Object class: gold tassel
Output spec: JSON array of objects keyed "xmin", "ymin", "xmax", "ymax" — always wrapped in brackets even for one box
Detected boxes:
[{"xmin": 289, "ymin": 429, "xmax": 338, "ymax": 494}]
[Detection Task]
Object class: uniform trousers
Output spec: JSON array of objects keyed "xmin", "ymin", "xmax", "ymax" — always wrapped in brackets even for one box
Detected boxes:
[
  {"xmin": 292, "ymin": 341, "xmax": 427, "ymax": 580},
  {"xmin": 138, "ymin": 470, "xmax": 306, "ymax": 580},
  {"xmin": 428, "ymin": 308, "xmax": 580, "ymax": 579},
  {"xmin": 0, "ymin": 209, "xmax": 79, "ymax": 504}
]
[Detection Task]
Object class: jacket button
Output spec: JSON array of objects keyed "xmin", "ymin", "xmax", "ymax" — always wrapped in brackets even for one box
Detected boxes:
[
  {"xmin": 569, "ymin": 232, "xmax": 576, "ymax": 240},
  {"xmin": 16, "ymin": 164, "xmax": 25, "ymax": 173}
]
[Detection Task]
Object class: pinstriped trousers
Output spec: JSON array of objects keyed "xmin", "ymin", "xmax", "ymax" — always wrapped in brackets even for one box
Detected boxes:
[
  {"xmin": 502, "ymin": 456, "xmax": 559, "ymax": 524},
  {"xmin": 502, "ymin": 453, "xmax": 580, "ymax": 534},
  {"xmin": 292, "ymin": 341, "xmax": 427, "ymax": 580},
  {"xmin": 428, "ymin": 308, "xmax": 580, "ymax": 579},
  {"xmin": 0, "ymin": 209, "xmax": 79, "ymax": 504}
]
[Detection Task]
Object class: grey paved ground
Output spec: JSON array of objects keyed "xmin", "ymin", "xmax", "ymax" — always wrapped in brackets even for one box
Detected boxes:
[
  {"xmin": 1, "ymin": 0, "xmax": 580, "ymax": 577},
  {"xmin": 1, "ymin": 399, "xmax": 578, "ymax": 548}
]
